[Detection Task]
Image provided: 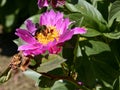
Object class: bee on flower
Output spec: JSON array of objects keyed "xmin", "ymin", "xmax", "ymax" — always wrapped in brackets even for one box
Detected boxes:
[{"xmin": 15, "ymin": 10, "xmax": 86, "ymax": 56}]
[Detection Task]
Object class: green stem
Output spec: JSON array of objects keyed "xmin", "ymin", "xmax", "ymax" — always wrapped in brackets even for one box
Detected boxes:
[
  {"xmin": 0, "ymin": 67, "xmax": 11, "ymax": 77},
  {"xmin": 73, "ymin": 15, "xmax": 84, "ymax": 63},
  {"xmin": 73, "ymin": 35, "xmax": 80, "ymax": 63}
]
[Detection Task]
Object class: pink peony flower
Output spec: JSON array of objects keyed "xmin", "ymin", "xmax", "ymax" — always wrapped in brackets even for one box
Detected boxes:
[
  {"xmin": 15, "ymin": 10, "xmax": 86, "ymax": 56},
  {"xmin": 38, "ymin": 0, "xmax": 65, "ymax": 8},
  {"xmin": 38, "ymin": 0, "xmax": 49, "ymax": 8}
]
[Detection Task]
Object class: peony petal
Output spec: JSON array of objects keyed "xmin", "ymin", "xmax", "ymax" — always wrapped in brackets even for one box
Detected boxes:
[
  {"xmin": 18, "ymin": 43, "xmax": 41, "ymax": 50},
  {"xmin": 58, "ymin": 27, "xmax": 86, "ymax": 43},
  {"xmin": 40, "ymin": 11, "xmax": 50, "ymax": 25},
  {"xmin": 40, "ymin": 10, "xmax": 55, "ymax": 26},
  {"xmin": 48, "ymin": 45, "xmax": 62, "ymax": 54},
  {"xmin": 23, "ymin": 49, "xmax": 46, "ymax": 56},
  {"xmin": 72, "ymin": 27, "xmax": 87, "ymax": 34},
  {"xmin": 38, "ymin": 0, "xmax": 48, "ymax": 8},
  {"xmin": 40, "ymin": 10, "xmax": 64, "ymax": 26},
  {"xmin": 55, "ymin": 11, "xmax": 64, "ymax": 22},
  {"xmin": 45, "ymin": 40, "xmax": 62, "ymax": 54},
  {"xmin": 25, "ymin": 20, "xmax": 36, "ymax": 34},
  {"xmin": 40, "ymin": 14, "xmax": 46, "ymax": 25},
  {"xmin": 46, "ymin": 10, "xmax": 56, "ymax": 25},
  {"xmin": 18, "ymin": 43, "xmax": 47, "ymax": 56},
  {"xmin": 15, "ymin": 29, "xmax": 36, "ymax": 43},
  {"xmin": 58, "ymin": 30, "xmax": 74, "ymax": 43},
  {"xmin": 56, "ymin": 18, "xmax": 71, "ymax": 35}
]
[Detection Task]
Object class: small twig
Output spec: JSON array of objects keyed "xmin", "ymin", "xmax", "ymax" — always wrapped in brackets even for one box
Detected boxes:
[
  {"xmin": 38, "ymin": 72, "xmax": 90, "ymax": 90},
  {"xmin": 0, "ymin": 67, "xmax": 11, "ymax": 77}
]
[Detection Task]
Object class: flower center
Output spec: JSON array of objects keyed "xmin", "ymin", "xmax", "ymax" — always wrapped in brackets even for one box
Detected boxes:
[{"xmin": 35, "ymin": 26, "xmax": 59, "ymax": 45}]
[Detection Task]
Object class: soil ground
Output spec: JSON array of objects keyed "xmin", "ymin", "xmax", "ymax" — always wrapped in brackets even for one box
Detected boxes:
[{"xmin": 0, "ymin": 55, "xmax": 39, "ymax": 90}]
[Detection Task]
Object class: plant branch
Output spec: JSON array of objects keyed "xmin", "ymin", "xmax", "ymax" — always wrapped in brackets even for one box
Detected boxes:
[{"xmin": 38, "ymin": 72, "xmax": 90, "ymax": 90}]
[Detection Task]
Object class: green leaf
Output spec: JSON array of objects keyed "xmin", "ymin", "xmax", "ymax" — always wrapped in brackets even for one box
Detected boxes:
[
  {"xmin": 84, "ymin": 40, "xmax": 111, "ymax": 56},
  {"xmin": 67, "ymin": 13, "xmax": 104, "ymax": 34},
  {"xmin": 74, "ymin": 42, "xmax": 82, "ymax": 57},
  {"xmin": 66, "ymin": 0, "xmax": 104, "ymax": 22},
  {"xmin": 13, "ymin": 38, "xmax": 26, "ymax": 47},
  {"xmin": 38, "ymin": 69, "xmax": 64, "ymax": 89},
  {"xmin": 51, "ymin": 81, "xmax": 77, "ymax": 90},
  {"xmin": 39, "ymin": 80, "xmax": 77, "ymax": 90},
  {"xmin": 0, "ymin": 67, "xmax": 11, "ymax": 84},
  {"xmin": 66, "ymin": 13, "xmax": 83, "ymax": 21},
  {"xmin": 108, "ymin": 0, "xmax": 120, "ymax": 27},
  {"xmin": 24, "ymin": 69, "xmax": 60, "ymax": 88},
  {"xmin": 5, "ymin": 14, "xmax": 15, "ymax": 27},
  {"xmin": 51, "ymin": 81, "xmax": 68, "ymax": 90},
  {"xmin": 92, "ymin": 59, "xmax": 119, "ymax": 84},
  {"xmin": 90, "ymin": 49, "xmax": 120, "ymax": 85},
  {"xmin": 75, "ymin": 51, "xmax": 96, "ymax": 88},
  {"xmin": 37, "ymin": 54, "xmax": 66, "ymax": 72},
  {"xmin": 101, "ymin": 80, "xmax": 113, "ymax": 89},
  {"xmin": 23, "ymin": 69, "xmax": 41, "ymax": 86},
  {"xmin": 113, "ymin": 76, "xmax": 120, "ymax": 90},
  {"xmin": 39, "ymin": 76, "xmax": 56, "ymax": 88},
  {"xmin": 103, "ymin": 32, "xmax": 120, "ymax": 39},
  {"xmin": 0, "ymin": 0, "xmax": 7, "ymax": 7},
  {"xmin": 82, "ymin": 28, "xmax": 101, "ymax": 37},
  {"xmin": 23, "ymin": 69, "xmax": 41, "ymax": 81}
]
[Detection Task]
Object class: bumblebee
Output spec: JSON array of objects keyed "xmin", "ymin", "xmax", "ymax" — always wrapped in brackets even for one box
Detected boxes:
[{"xmin": 35, "ymin": 23, "xmax": 47, "ymax": 36}]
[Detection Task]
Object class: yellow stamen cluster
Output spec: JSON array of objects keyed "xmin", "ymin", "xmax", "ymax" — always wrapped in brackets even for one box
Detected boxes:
[{"xmin": 35, "ymin": 26, "xmax": 59, "ymax": 45}]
